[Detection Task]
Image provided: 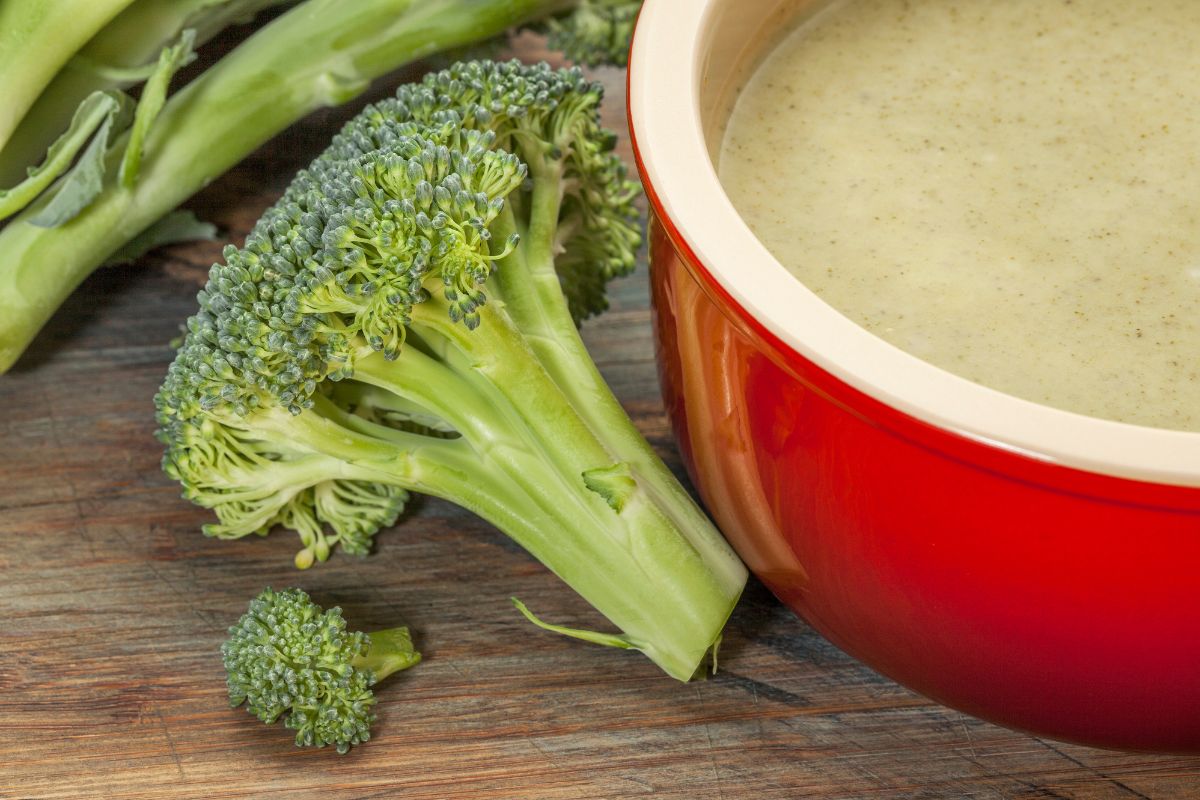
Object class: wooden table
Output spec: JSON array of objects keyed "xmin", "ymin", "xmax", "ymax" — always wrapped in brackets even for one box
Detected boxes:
[{"xmin": 2, "ymin": 34, "xmax": 1198, "ymax": 800}]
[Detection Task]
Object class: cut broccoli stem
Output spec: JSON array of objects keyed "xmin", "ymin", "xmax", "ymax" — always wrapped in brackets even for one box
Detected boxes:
[
  {"xmin": 353, "ymin": 628, "xmax": 422, "ymax": 681},
  {"xmin": 0, "ymin": 0, "xmax": 138, "ymax": 157},
  {"xmin": 0, "ymin": 0, "xmax": 571, "ymax": 373}
]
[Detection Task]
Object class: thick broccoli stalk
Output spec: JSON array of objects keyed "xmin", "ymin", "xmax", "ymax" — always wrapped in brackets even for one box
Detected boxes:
[
  {"xmin": 0, "ymin": 0, "xmax": 295, "ymax": 187},
  {"xmin": 0, "ymin": 0, "xmax": 138, "ymax": 156},
  {"xmin": 223, "ymin": 587, "xmax": 420, "ymax": 753},
  {"xmin": 158, "ymin": 61, "xmax": 746, "ymax": 681},
  {"xmin": 0, "ymin": 0, "xmax": 295, "ymax": 186},
  {"xmin": 0, "ymin": 0, "xmax": 643, "ymax": 374}
]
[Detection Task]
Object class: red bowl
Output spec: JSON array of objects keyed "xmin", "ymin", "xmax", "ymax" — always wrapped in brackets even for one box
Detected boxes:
[{"xmin": 628, "ymin": 0, "xmax": 1200, "ymax": 752}]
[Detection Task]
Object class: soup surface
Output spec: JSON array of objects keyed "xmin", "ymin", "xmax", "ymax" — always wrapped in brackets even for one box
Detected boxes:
[{"xmin": 719, "ymin": 0, "xmax": 1200, "ymax": 431}]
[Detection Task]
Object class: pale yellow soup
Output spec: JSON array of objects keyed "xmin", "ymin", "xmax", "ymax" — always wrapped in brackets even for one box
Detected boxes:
[{"xmin": 719, "ymin": 0, "xmax": 1200, "ymax": 431}]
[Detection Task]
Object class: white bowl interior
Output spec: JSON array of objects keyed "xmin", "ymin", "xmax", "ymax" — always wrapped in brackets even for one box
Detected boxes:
[{"xmin": 629, "ymin": 0, "xmax": 1200, "ymax": 488}]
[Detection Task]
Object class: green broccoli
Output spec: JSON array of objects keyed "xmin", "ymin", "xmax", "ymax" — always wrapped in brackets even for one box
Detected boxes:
[
  {"xmin": 0, "ymin": 0, "xmax": 137, "ymax": 161},
  {"xmin": 223, "ymin": 587, "xmax": 420, "ymax": 753},
  {"xmin": 0, "ymin": 0, "xmax": 296, "ymax": 187},
  {"xmin": 0, "ymin": 0, "xmax": 644, "ymax": 373},
  {"xmin": 157, "ymin": 60, "xmax": 747, "ymax": 681}
]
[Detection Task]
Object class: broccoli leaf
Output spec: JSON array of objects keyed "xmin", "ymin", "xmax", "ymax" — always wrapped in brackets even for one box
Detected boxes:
[
  {"xmin": 119, "ymin": 28, "xmax": 198, "ymax": 187},
  {"xmin": 0, "ymin": 90, "xmax": 136, "ymax": 224},
  {"xmin": 28, "ymin": 91, "xmax": 134, "ymax": 228},
  {"xmin": 24, "ymin": 29, "xmax": 197, "ymax": 228}
]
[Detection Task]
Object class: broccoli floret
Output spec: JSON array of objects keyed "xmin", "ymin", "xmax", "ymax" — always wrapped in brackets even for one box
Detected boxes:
[
  {"xmin": 223, "ymin": 587, "xmax": 420, "ymax": 753},
  {"xmin": 157, "ymin": 60, "xmax": 746, "ymax": 681}
]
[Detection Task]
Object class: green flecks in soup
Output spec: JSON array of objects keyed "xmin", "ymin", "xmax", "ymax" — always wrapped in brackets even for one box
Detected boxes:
[{"xmin": 719, "ymin": 0, "xmax": 1200, "ymax": 431}]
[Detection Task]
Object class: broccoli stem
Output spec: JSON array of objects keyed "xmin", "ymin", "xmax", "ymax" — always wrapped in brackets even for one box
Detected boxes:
[
  {"xmin": 0, "ymin": 0, "xmax": 293, "ymax": 186},
  {"xmin": 384, "ymin": 308, "xmax": 740, "ymax": 678},
  {"xmin": 0, "ymin": 0, "xmax": 138, "ymax": 156},
  {"xmin": 350, "ymin": 347, "xmax": 621, "ymax": 541},
  {"xmin": 221, "ymin": 325, "xmax": 740, "ymax": 679},
  {"xmin": 0, "ymin": 0, "xmax": 571, "ymax": 373},
  {"xmin": 409, "ymin": 301, "xmax": 633, "ymax": 482},
  {"xmin": 409, "ymin": 296, "xmax": 730, "ymax": 565},
  {"xmin": 353, "ymin": 628, "xmax": 421, "ymax": 681},
  {"xmin": 238, "ymin": 405, "xmax": 572, "ymax": 557},
  {"xmin": 495, "ymin": 166, "xmax": 746, "ymax": 593}
]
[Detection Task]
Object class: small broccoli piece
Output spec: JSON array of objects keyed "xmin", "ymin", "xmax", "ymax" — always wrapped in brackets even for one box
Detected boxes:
[
  {"xmin": 158, "ymin": 60, "xmax": 746, "ymax": 681},
  {"xmin": 222, "ymin": 587, "xmax": 420, "ymax": 754}
]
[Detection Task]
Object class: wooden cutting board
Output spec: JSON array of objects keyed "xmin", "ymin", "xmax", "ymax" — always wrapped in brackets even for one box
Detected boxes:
[{"xmin": 1, "ymin": 33, "xmax": 1197, "ymax": 800}]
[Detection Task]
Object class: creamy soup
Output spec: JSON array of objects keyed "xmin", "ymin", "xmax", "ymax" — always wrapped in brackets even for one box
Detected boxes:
[{"xmin": 719, "ymin": 0, "xmax": 1200, "ymax": 431}]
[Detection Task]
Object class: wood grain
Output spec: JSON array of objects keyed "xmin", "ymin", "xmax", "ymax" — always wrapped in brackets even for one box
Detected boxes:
[{"xmin": 2, "ymin": 29, "xmax": 1198, "ymax": 800}]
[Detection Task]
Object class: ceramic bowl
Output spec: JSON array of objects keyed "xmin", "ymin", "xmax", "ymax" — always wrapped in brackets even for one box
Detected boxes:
[{"xmin": 628, "ymin": 0, "xmax": 1200, "ymax": 751}]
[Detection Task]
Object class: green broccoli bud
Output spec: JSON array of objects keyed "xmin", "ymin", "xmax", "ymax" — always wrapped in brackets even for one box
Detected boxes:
[{"xmin": 222, "ymin": 587, "xmax": 420, "ymax": 754}]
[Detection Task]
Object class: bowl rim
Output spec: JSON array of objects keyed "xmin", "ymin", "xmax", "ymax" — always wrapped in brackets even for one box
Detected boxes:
[{"xmin": 627, "ymin": 0, "xmax": 1200, "ymax": 488}]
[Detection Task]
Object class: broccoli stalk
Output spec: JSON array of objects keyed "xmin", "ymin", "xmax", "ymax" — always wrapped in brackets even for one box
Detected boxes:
[
  {"xmin": 0, "ymin": 0, "xmax": 642, "ymax": 373},
  {"xmin": 0, "ymin": 0, "xmax": 296, "ymax": 187},
  {"xmin": 158, "ymin": 61, "xmax": 747, "ymax": 681},
  {"xmin": 0, "ymin": 0, "xmax": 138, "ymax": 156},
  {"xmin": 223, "ymin": 587, "xmax": 420, "ymax": 753}
]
